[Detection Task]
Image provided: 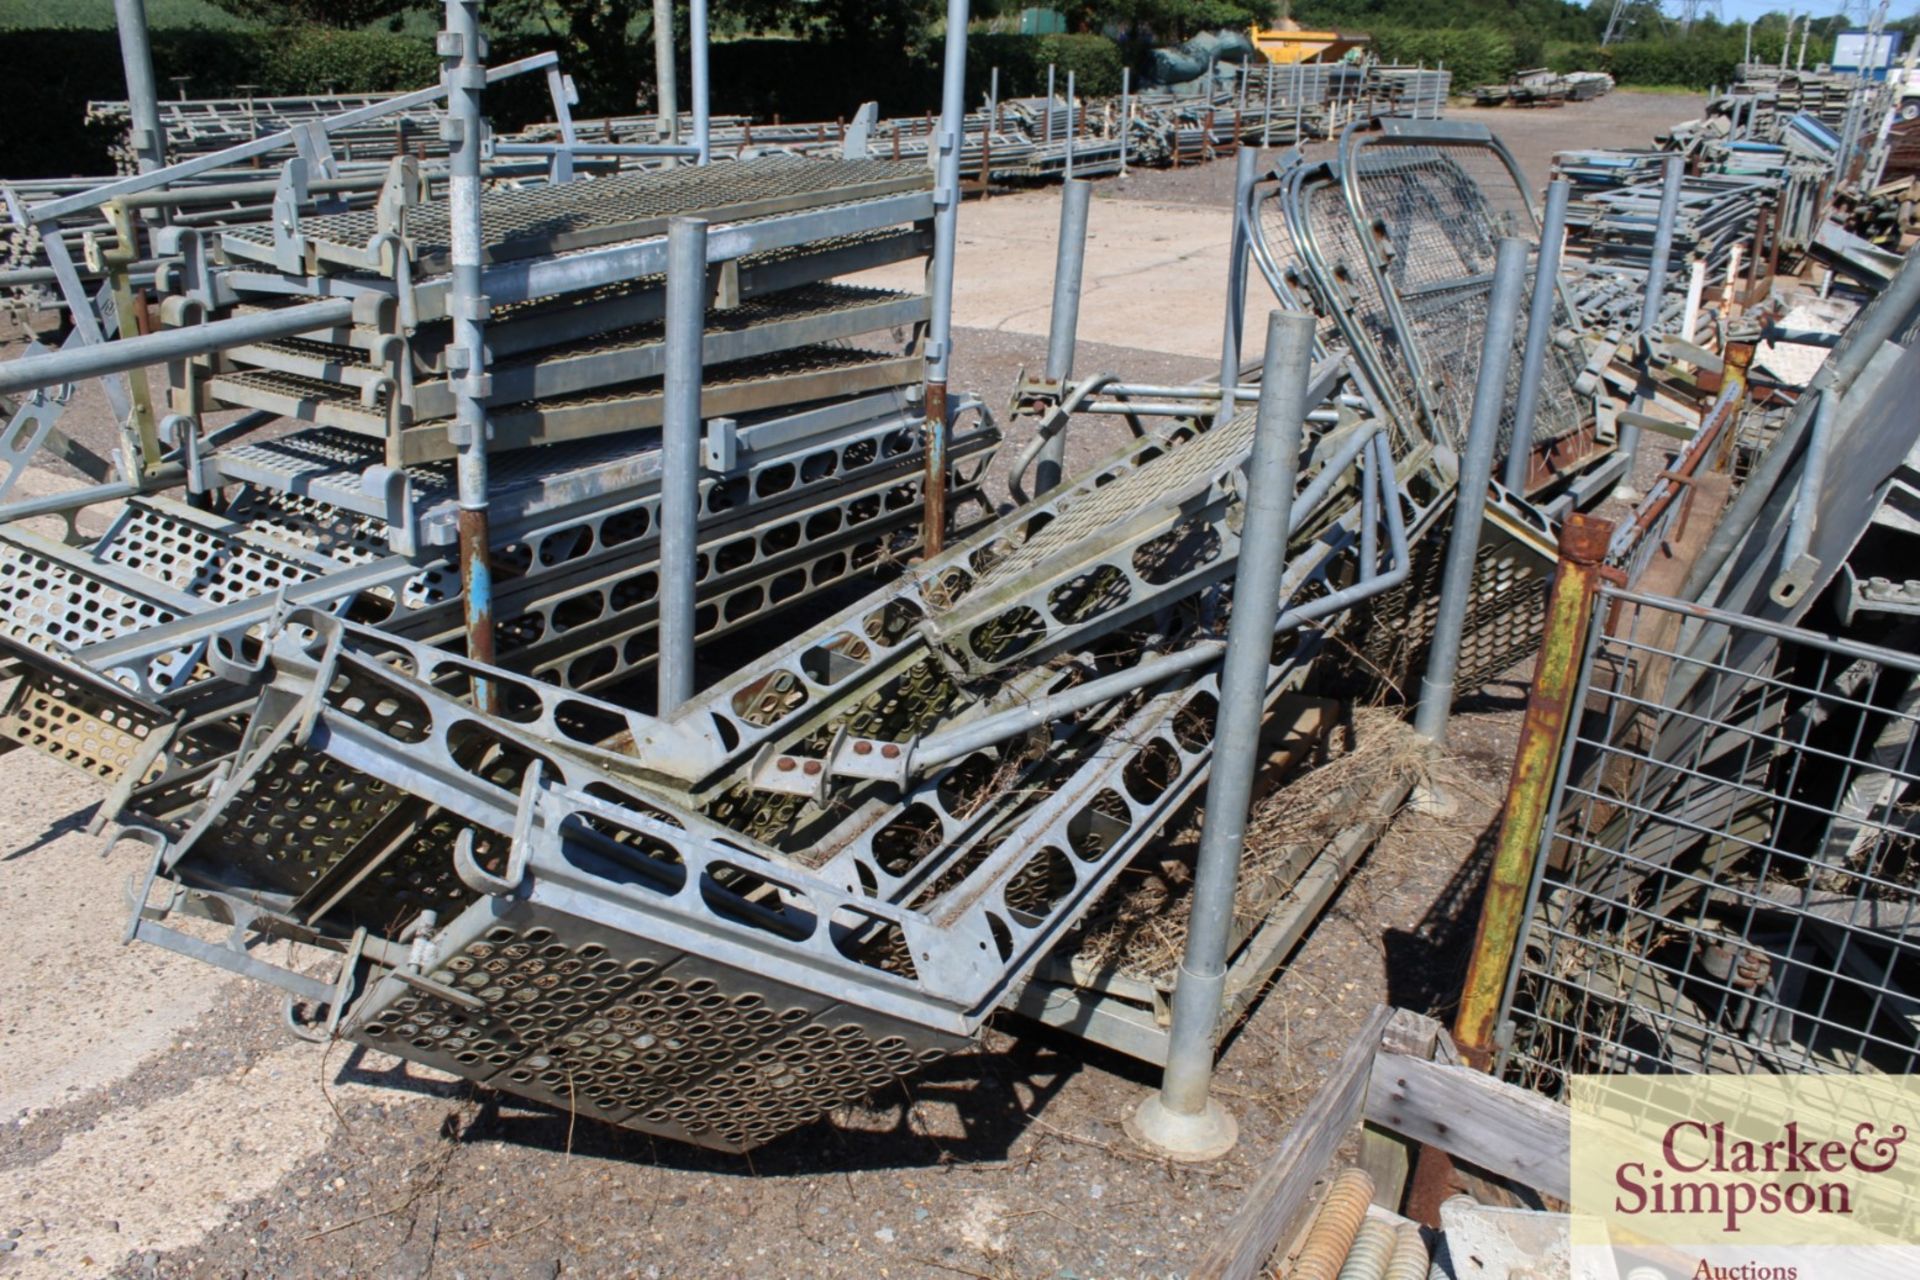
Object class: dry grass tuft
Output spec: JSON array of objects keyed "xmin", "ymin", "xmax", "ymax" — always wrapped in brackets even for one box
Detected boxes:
[{"xmin": 1068, "ymin": 708, "xmax": 1432, "ymax": 982}]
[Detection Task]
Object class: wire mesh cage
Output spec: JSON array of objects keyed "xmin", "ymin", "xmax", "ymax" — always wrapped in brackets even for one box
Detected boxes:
[
  {"xmin": 1500, "ymin": 585, "xmax": 1920, "ymax": 1094},
  {"xmin": 1340, "ymin": 135, "xmax": 1586, "ymax": 463}
]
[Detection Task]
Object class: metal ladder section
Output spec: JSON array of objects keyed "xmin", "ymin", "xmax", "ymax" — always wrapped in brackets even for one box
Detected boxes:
[
  {"xmin": 168, "ymin": 158, "xmax": 943, "ymax": 465},
  {"xmin": 0, "ymin": 391, "xmax": 998, "ymax": 793},
  {"xmin": 123, "ymin": 367, "xmax": 1454, "ymax": 1152}
]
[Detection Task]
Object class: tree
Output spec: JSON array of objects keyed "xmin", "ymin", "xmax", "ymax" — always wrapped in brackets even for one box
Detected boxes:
[
  {"xmin": 723, "ymin": 0, "xmax": 948, "ymax": 107},
  {"xmin": 206, "ymin": 0, "xmax": 421, "ymax": 25},
  {"xmin": 493, "ymin": 0, "xmax": 647, "ymax": 115},
  {"xmin": 1079, "ymin": 0, "xmax": 1279, "ymax": 44},
  {"xmin": 727, "ymin": 0, "xmax": 946, "ymax": 57}
]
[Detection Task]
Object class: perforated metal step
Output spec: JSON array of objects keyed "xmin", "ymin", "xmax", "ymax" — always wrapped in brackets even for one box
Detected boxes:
[
  {"xmin": 210, "ymin": 345, "xmax": 923, "ymax": 464},
  {"xmin": 917, "ymin": 416, "xmax": 1252, "ymax": 678},
  {"xmin": 219, "ymin": 157, "xmax": 933, "ymax": 274},
  {"xmin": 0, "ymin": 664, "xmax": 171, "ymax": 782},
  {"xmin": 94, "ymin": 497, "xmax": 333, "ymax": 608},
  {"xmin": 0, "ymin": 494, "xmax": 394, "ymax": 704},
  {"xmin": 153, "ymin": 425, "xmax": 1387, "ymax": 1150},
  {"xmin": 0, "ymin": 537, "xmax": 185, "ymax": 660},
  {"xmin": 257, "ymin": 226, "xmax": 932, "ymax": 368},
  {"xmin": 222, "ymin": 283, "xmax": 927, "ymax": 424},
  {"xmin": 1336, "ymin": 489, "xmax": 1556, "ymax": 693},
  {"xmin": 344, "ymin": 896, "xmax": 966, "ymax": 1153},
  {"xmin": 206, "ymin": 368, "xmax": 388, "ymax": 434}
]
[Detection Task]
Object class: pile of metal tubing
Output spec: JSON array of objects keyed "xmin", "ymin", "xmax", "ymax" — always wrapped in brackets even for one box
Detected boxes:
[
  {"xmin": 2, "ymin": 52, "xmax": 586, "ymax": 329},
  {"xmin": 1676, "ymin": 56, "xmax": 1907, "ymax": 203},
  {"xmin": 1548, "ymin": 146, "xmax": 1802, "ymax": 334},
  {"xmin": 0, "ymin": 1, "xmax": 1677, "ymax": 1158},
  {"xmin": 1564, "ymin": 167, "xmax": 1774, "ymax": 296},
  {"xmin": 86, "ymin": 91, "xmax": 456, "ymax": 174},
  {"xmin": 1728, "ymin": 62, "xmax": 1861, "ymax": 135},
  {"xmin": 10, "ymin": 53, "xmax": 1457, "ymax": 331}
]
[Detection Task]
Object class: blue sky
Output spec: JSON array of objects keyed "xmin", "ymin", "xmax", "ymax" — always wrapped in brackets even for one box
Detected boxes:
[{"xmin": 1709, "ymin": 0, "xmax": 1916, "ymax": 23}]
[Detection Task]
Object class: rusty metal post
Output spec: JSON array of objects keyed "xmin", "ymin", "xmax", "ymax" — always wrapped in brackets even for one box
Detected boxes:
[
  {"xmin": 922, "ymin": 381, "xmax": 948, "ymax": 555},
  {"xmin": 1747, "ymin": 205, "xmax": 1770, "ymax": 300},
  {"xmin": 1767, "ymin": 200, "xmax": 1782, "ymax": 282},
  {"xmin": 444, "ymin": 0, "xmax": 496, "ymax": 709},
  {"xmin": 1451, "ymin": 512, "xmax": 1614, "ymax": 1069},
  {"xmin": 920, "ymin": 0, "xmax": 970, "ymax": 558}
]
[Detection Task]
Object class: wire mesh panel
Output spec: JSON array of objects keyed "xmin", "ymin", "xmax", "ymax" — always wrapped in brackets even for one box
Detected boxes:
[
  {"xmin": 1333, "ymin": 496, "xmax": 1554, "ymax": 698},
  {"xmin": 1293, "ymin": 168, "xmax": 1427, "ymax": 459},
  {"xmin": 1247, "ymin": 163, "xmax": 1346, "ymax": 363},
  {"xmin": 1341, "ymin": 134, "xmax": 1590, "ymax": 463},
  {"xmin": 1501, "ymin": 586, "xmax": 1920, "ymax": 1095}
]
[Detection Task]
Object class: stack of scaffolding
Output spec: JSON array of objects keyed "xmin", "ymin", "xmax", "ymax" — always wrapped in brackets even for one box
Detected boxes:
[
  {"xmin": 0, "ymin": 18, "xmax": 1603, "ymax": 1153},
  {"xmin": 193, "ymin": 158, "xmax": 939, "ymax": 464},
  {"xmin": 88, "ymin": 92, "xmax": 451, "ymax": 173},
  {"xmin": 1730, "ymin": 64, "xmax": 1862, "ymax": 137},
  {"xmin": 0, "ymin": 154, "xmax": 996, "ymax": 715},
  {"xmin": 1551, "ymin": 148, "xmax": 1670, "ymax": 199},
  {"xmin": 0, "ymin": 144, "xmax": 1444, "ymax": 1150},
  {"xmin": 3, "ymin": 53, "xmax": 581, "ymax": 329},
  {"xmin": 11, "ymin": 57, "xmax": 1466, "ymax": 331},
  {"xmin": 1553, "ymin": 155, "xmax": 1777, "ymax": 328}
]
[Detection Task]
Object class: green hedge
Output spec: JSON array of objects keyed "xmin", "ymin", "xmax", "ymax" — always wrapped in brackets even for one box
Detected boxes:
[
  {"xmin": 252, "ymin": 27, "xmax": 440, "ymax": 96},
  {"xmin": 0, "ymin": 26, "xmax": 445, "ymax": 177},
  {"xmin": 1547, "ymin": 32, "xmax": 1836, "ymax": 89},
  {"xmin": 1601, "ymin": 37, "xmax": 1746, "ymax": 90},
  {"xmin": 1545, "ymin": 41, "xmax": 1608, "ymax": 75},
  {"xmin": 968, "ymin": 33, "xmax": 1125, "ymax": 99},
  {"xmin": 694, "ymin": 34, "xmax": 1123, "ymax": 125},
  {"xmin": 0, "ymin": 25, "xmax": 1134, "ymax": 176},
  {"xmin": 697, "ymin": 38, "xmax": 922, "ymax": 123},
  {"xmin": 1368, "ymin": 26, "xmax": 1517, "ymax": 93}
]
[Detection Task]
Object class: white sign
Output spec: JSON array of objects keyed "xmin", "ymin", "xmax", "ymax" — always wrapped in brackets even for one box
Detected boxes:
[{"xmin": 1834, "ymin": 31, "xmax": 1897, "ymax": 70}]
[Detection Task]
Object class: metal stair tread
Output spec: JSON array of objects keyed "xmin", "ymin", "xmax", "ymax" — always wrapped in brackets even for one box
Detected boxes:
[{"xmin": 220, "ymin": 157, "xmax": 933, "ymax": 274}]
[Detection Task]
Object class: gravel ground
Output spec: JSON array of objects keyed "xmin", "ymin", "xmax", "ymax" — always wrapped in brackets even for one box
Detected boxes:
[
  {"xmin": 1, "ymin": 89, "xmax": 1700, "ymax": 1280},
  {"xmin": 1083, "ymin": 91, "xmax": 1706, "ymax": 209}
]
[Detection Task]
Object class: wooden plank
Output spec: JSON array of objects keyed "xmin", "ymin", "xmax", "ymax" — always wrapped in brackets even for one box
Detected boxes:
[
  {"xmin": 1363, "ymin": 1053, "xmax": 1571, "ymax": 1202},
  {"xmin": 1190, "ymin": 1003, "xmax": 1395, "ymax": 1280},
  {"xmin": 1381, "ymin": 1008, "xmax": 1443, "ymax": 1058},
  {"xmin": 1357, "ymin": 1123, "xmax": 1412, "ymax": 1211}
]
